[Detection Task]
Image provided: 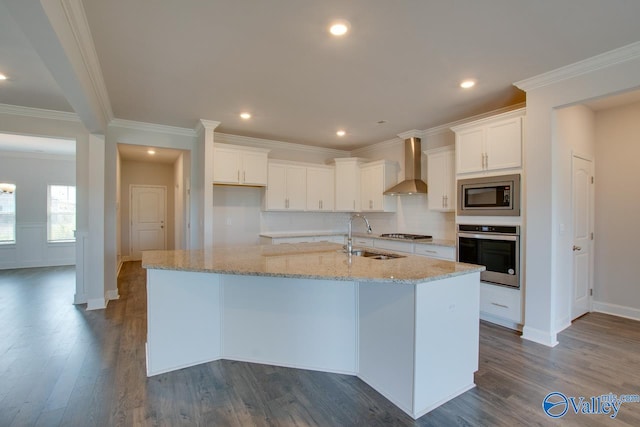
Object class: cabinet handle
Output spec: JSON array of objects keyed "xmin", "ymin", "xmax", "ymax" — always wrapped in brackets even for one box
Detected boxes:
[
  {"xmin": 423, "ymin": 249, "xmax": 437, "ymax": 254},
  {"xmin": 237, "ymin": 170, "xmax": 240, "ymax": 182},
  {"xmin": 369, "ymin": 200, "xmax": 373, "ymax": 209},
  {"xmin": 491, "ymin": 302, "xmax": 509, "ymax": 309},
  {"xmin": 444, "ymin": 195, "xmax": 448, "ymax": 208},
  {"xmin": 285, "ymin": 198, "xmax": 289, "ymax": 209},
  {"xmin": 243, "ymin": 171, "xmax": 246, "ymax": 182},
  {"xmin": 319, "ymin": 200, "xmax": 322, "ymax": 210},
  {"xmin": 353, "ymin": 200, "xmax": 355, "ymax": 210}
]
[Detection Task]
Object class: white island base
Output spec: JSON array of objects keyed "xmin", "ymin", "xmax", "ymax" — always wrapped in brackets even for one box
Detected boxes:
[{"xmin": 146, "ymin": 269, "xmax": 480, "ymax": 419}]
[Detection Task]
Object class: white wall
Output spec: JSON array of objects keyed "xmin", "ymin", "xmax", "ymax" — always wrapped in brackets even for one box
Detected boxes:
[
  {"xmin": 593, "ymin": 101, "xmax": 640, "ymax": 319},
  {"xmin": 554, "ymin": 105, "xmax": 596, "ymax": 330},
  {"xmin": 0, "ymin": 151, "xmax": 76, "ymax": 269},
  {"xmin": 120, "ymin": 160, "xmax": 176, "ymax": 257}
]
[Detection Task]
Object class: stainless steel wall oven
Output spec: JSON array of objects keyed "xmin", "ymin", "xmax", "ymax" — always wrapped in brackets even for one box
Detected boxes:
[{"xmin": 457, "ymin": 224, "xmax": 520, "ymax": 288}]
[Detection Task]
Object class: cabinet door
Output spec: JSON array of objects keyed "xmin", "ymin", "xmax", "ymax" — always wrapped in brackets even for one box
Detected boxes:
[
  {"xmin": 307, "ymin": 167, "xmax": 334, "ymax": 211},
  {"xmin": 285, "ymin": 165, "xmax": 307, "ymax": 210},
  {"xmin": 265, "ymin": 163, "xmax": 287, "ymax": 210},
  {"xmin": 486, "ymin": 117, "xmax": 522, "ymax": 171},
  {"xmin": 242, "ymin": 151, "xmax": 268, "ymax": 186},
  {"xmin": 456, "ymin": 128, "xmax": 485, "ymax": 174},
  {"xmin": 428, "ymin": 151, "xmax": 447, "ymax": 211},
  {"xmin": 360, "ymin": 166, "xmax": 375, "ymax": 211},
  {"xmin": 213, "ymin": 147, "xmax": 241, "ymax": 184},
  {"xmin": 335, "ymin": 162, "xmax": 360, "ymax": 211}
]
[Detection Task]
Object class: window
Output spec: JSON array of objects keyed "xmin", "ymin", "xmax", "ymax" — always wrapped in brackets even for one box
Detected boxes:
[
  {"xmin": 48, "ymin": 185, "xmax": 76, "ymax": 242},
  {"xmin": 0, "ymin": 184, "xmax": 16, "ymax": 244}
]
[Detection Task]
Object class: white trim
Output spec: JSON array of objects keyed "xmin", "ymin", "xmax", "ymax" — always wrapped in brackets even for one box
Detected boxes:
[
  {"xmin": 593, "ymin": 301, "xmax": 640, "ymax": 322},
  {"xmin": 480, "ymin": 313, "xmax": 523, "ymax": 332},
  {"xmin": 86, "ymin": 297, "xmax": 107, "ymax": 310},
  {"xmin": 351, "ymin": 137, "xmax": 403, "ymax": 157},
  {"xmin": 521, "ymin": 325, "xmax": 559, "ymax": 347},
  {"xmin": 397, "ymin": 129, "xmax": 425, "ymax": 140},
  {"xmin": 514, "ymin": 41, "xmax": 640, "ymax": 91},
  {"xmin": 0, "ymin": 103, "xmax": 80, "ymax": 122},
  {"xmin": 60, "ymin": 0, "xmax": 114, "ymax": 124},
  {"xmin": 450, "ymin": 107, "xmax": 526, "ymax": 132},
  {"xmin": 106, "ymin": 289, "xmax": 120, "ymax": 301},
  {"xmin": 195, "ymin": 119, "xmax": 222, "ymax": 135},
  {"xmin": 110, "ymin": 118, "xmax": 197, "ymax": 137},
  {"xmin": 0, "ymin": 150, "xmax": 75, "ymax": 161},
  {"xmin": 423, "ymin": 103, "xmax": 527, "ymax": 137}
]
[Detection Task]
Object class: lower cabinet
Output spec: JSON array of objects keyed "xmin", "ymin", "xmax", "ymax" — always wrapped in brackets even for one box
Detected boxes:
[
  {"xmin": 373, "ymin": 239, "xmax": 414, "ymax": 254},
  {"xmin": 413, "ymin": 244, "xmax": 455, "ymax": 261},
  {"xmin": 479, "ymin": 283, "xmax": 522, "ymax": 330},
  {"xmin": 262, "ymin": 235, "xmax": 345, "ymax": 245}
]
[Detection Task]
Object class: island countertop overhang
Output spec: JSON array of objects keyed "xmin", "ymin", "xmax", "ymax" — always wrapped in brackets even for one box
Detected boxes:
[{"xmin": 141, "ymin": 242, "xmax": 484, "ymax": 285}]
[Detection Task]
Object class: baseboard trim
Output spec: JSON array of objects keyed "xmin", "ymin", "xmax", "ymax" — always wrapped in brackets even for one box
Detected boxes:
[
  {"xmin": 73, "ymin": 293, "xmax": 87, "ymax": 305},
  {"xmin": 86, "ymin": 297, "xmax": 108, "ymax": 311},
  {"xmin": 521, "ymin": 325, "xmax": 558, "ymax": 347},
  {"xmin": 593, "ymin": 301, "xmax": 640, "ymax": 322},
  {"xmin": 106, "ymin": 289, "xmax": 120, "ymax": 301},
  {"xmin": 480, "ymin": 312, "xmax": 522, "ymax": 331}
]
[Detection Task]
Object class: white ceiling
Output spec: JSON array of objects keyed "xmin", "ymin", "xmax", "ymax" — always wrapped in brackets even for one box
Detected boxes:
[{"xmin": 2, "ymin": 1, "xmax": 640, "ymax": 151}]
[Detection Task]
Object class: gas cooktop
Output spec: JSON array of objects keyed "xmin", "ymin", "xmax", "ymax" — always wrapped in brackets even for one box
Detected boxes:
[{"xmin": 380, "ymin": 233, "xmax": 433, "ymax": 240}]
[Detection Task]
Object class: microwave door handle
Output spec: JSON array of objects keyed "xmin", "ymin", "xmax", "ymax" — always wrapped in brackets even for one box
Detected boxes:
[{"xmin": 457, "ymin": 232, "xmax": 518, "ymax": 241}]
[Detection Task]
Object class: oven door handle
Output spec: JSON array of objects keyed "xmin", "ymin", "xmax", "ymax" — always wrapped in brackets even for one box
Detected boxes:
[{"xmin": 457, "ymin": 232, "xmax": 518, "ymax": 241}]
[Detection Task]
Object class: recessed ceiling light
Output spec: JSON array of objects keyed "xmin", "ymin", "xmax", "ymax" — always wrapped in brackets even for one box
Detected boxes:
[
  {"xmin": 0, "ymin": 74, "xmax": 7, "ymax": 81},
  {"xmin": 336, "ymin": 130, "xmax": 346, "ymax": 137},
  {"xmin": 147, "ymin": 149, "xmax": 156, "ymax": 155},
  {"xmin": 460, "ymin": 80, "xmax": 476, "ymax": 89},
  {"xmin": 329, "ymin": 20, "xmax": 350, "ymax": 36},
  {"xmin": 240, "ymin": 112, "xmax": 252, "ymax": 120}
]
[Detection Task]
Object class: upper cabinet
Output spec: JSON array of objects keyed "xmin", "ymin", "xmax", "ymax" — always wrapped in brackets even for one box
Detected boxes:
[
  {"xmin": 265, "ymin": 162, "xmax": 307, "ymax": 211},
  {"xmin": 425, "ymin": 146, "xmax": 455, "ymax": 212},
  {"xmin": 213, "ymin": 144, "xmax": 270, "ymax": 186},
  {"xmin": 306, "ymin": 166, "xmax": 335, "ymax": 211},
  {"xmin": 452, "ymin": 109, "xmax": 525, "ymax": 175},
  {"xmin": 333, "ymin": 158, "xmax": 363, "ymax": 212},
  {"xmin": 360, "ymin": 160, "xmax": 397, "ymax": 212}
]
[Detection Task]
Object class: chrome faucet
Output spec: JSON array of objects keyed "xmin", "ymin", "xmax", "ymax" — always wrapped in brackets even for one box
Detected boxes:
[{"xmin": 346, "ymin": 214, "xmax": 372, "ymax": 254}]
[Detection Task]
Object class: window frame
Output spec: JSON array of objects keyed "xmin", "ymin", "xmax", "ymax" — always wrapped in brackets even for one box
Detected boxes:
[
  {"xmin": 47, "ymin": 184, "xmax": 76, "ymax": 243},
  {"xmin": 0, "ymin": 185, "xmax": 16, "ymax": 245}
]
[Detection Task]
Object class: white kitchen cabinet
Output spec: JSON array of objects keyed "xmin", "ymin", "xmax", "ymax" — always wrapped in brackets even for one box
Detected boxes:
[
  {"xmin": 413, "ymin": 244, "xmax": 455, "ymax": 261},
  {"xmin": 360, "ymin": 160, "xmax": 397, "ymax": 212},
  {"xmin": 479, "ymin": 283, "xmax": 522, "ymax": 330},
  {"xmin": 352, "ymin": 237, "xmax": 374, "ymax": 248},
  {"xmin": 265, "ymin": 162, "xmax": 307, "ymax": 210},
  {"xmin": 452, "ymin": 109, "xmax": 524, "ymax": 175},
  {"xmin": 334, "ymin": 158, "xmax": 364, "ymax": 212},
  {"xmin": 425, "ymin": 146, "xmax": 455, "ymax": 212},
  {"xmin": 306, "ymin": 166, "xmax": 335, "ymax": 211},
  {"xmin": 213, "ymin": 144, "xmax": 269, "ymax": 186}
]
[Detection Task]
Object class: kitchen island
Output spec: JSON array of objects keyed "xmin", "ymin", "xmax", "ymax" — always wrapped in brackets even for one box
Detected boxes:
[{"xmin": 142, "ymin": 242, "xmax": 484, "ymax": 419}]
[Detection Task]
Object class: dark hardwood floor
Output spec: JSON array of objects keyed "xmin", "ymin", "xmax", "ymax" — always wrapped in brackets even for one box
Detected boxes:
[{"xmin": 1, "ymin": 262, "xmax": 639, "ymax": 426}]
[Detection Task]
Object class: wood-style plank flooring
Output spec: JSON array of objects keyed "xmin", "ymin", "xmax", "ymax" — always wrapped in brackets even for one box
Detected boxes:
[{"xmin": 1, "ymin": 262, "xmax": 639, "ymax": 426}]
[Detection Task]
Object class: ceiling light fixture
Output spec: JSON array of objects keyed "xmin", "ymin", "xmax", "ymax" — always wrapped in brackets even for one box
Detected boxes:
[
  {"xmin": 240, "ymin": 112, "xmax": 251, "ymax": 120},
  {"xmin": 336, "ymin": 130, "xmax": 346, "ymax": 137},
  {"xmin": 329, "ymin": 20, "xmax": 350, "ymax": 36},
  {"xmin": 0, "ymin": 74, "xmax": 7, "ymax": 81},
  {"xmin": 460, "ymin": 80, "xmax": 476, "ymax": 89},
  {"xmin": 147, "ymin": 149, "xmax": 156, "ymax": 155}
]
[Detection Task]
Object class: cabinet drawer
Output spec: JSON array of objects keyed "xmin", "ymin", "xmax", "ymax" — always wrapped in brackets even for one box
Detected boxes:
[
  {"xmin": 352, "ymin": 237, "xmax": 374, "ymax": 247},
  {"xmin": 479, "ymin": 283, "xmax": 522, "ymax": 323},
  {"xmin": 314, "ymin": 235, "xmax": 345, "ymax": 244},
  {"xmin": 374, "ymin": 239, "xmax": 413, "ymax": 254},
  {"xmin": 413, "ymin": 244, "xmax": 455, "ymax": 260}
]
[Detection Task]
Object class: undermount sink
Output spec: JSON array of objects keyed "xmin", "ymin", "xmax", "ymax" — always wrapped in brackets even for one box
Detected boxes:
[{"xmin": 346, "ymin": 249, "xmax": 406, "ymax": 260}]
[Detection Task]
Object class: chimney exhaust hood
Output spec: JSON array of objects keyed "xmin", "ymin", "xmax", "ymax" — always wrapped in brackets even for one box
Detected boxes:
[{"xmin": 383, "ymin": 136, "xmax": 427, "ymax": 195}]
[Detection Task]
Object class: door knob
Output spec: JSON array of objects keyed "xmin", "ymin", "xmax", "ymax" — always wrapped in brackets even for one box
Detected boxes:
[{"xmin": 572, "ymin": 245, "xmax": 581, "ymax": 251}]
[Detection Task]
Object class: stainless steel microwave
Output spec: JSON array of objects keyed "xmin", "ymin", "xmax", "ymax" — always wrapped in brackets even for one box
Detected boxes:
[{"xmin": 457, "ymin": 174, "xmax": 520, "ymax": 216}]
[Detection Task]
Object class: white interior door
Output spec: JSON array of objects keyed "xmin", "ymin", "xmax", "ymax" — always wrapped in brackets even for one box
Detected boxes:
[
  {"xmin": 131, "ymin": 185, "xmax": 166, "ymax": 260},
  {"xmin": 571, "ymin": 155, "xmax": 593, "ymax": 320}
]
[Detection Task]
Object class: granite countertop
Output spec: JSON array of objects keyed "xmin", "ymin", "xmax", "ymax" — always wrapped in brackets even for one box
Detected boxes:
[{"xmin": 142, "ymin": 242, "xmax": 482, "ymax": 285}]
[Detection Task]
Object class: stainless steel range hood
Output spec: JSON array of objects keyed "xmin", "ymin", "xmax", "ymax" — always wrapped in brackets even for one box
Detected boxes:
[{"xmin": 383, "ymin": 136, "xmax": 427, "ymax": 195}]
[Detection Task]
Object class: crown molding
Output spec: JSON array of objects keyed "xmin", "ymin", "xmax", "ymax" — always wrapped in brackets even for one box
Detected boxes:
[
  {"xmin": 397, "ymin": 129, "xmax": 425, "ymax": 140},
  {"xmin": 214, "ymin": 132, "xmax": 349, "ymax": 158},
  {"xmin": 60, "ymin": 0, "xmax": 114, "ymax": 125},
  {"xmin": 195, "ymin": 119, "xmax": 222, "ymax": 135},
  {"xmin": 450, "ymin": 107, "xmax": 526, "ymax": 132},
  {"xmin": 350, "ymin": 137, "xmax": 403, "ymax": 157},
  {"xmin": 0, "ymin": 103, "xmax": 81, "ymax": 122},
  {"xmin": 0, "ymin": 150, "xmax": 75, "ymax": 161},
  {"xmin": 110, "ymin": 118, "xmax": 197, "ymax": 137},
  {"xmin": 515, "ymin": 41, "xmax": 640, "ymax": 92}
]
